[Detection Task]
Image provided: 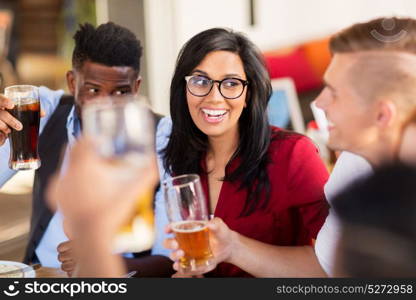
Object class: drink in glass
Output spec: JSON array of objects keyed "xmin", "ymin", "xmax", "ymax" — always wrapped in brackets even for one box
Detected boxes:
[
  {"xmin": 163, "ymin": 174, "xmax": 215, "ymax": 273},
  {"xmin": 82, "ymin": 96, "xmax": 155, "ymax": 253},
  {"xmin": 5, "ymin": 85, "xmax": 41, "ymax": 170}
]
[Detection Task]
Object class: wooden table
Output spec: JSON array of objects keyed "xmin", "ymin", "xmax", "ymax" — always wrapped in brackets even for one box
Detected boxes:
[{"xmin": 35, "ymin": 267, "xmax": 67, "ymax": 278}]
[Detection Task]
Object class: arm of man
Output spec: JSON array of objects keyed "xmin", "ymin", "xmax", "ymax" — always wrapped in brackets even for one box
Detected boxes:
[
  {"xmin": 0, "ymin": 138, "xmax": 17, "ymax": 187},
  {"xmin": 0, "ymin": 87, "xmax": 64, "ymax": 188},
  {"xmin": 0, "ymin": 95, "xmax": 19, "ymax": 187}
]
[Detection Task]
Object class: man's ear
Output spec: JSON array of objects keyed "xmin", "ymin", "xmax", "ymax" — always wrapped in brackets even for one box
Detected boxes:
[
  {"xmin": 376, "ymin": 100, "xmax": 397, "ymax": 128},
  {"xmin": 133, "ymin": 77, "xmax": 141, "ymax": 95},
  {"xmin": 66, "ymin": 70, "xmax": 76, "ymax": 96}
]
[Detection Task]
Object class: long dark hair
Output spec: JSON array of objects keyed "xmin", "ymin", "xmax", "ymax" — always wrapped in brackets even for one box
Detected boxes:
[{"xmin": 162, "ymin": 28, "xmax": 272, "ymax": 216}]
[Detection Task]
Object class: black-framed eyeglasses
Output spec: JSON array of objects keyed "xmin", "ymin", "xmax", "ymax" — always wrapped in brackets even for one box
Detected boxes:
[{"xmin": 185, "ymin": 75, "xmax": 249, "ymax": 99}]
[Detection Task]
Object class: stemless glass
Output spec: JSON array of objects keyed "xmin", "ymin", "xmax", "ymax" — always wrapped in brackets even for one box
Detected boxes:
[
  {"xmin": 163, "ymin": 174, "xmax": 215, "ymax": 274},
  {"xmin": 5, "ymin": 85, "xmax": 41, "ymax": 170},
  {"xmin": 82, "ymin": 96, "xmax": 155, "ymax": 253}
]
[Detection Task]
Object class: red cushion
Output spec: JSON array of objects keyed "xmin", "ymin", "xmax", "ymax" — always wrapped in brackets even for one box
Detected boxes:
[
  {"xmin": 302, "ymin": 38, "xmax": 331, "ymax": 79},
  {"xmin": 264, "ymin": 47, "xmax": 322, "ymax": 92}
]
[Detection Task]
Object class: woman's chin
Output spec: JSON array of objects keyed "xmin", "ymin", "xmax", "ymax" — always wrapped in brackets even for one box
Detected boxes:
[{"xmin": 200, "ymin": 127, "xmax": 227, "ymax": 138}]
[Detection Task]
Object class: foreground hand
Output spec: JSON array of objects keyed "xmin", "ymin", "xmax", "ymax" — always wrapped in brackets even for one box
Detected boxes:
[
  {"xmin": 47, "ymin": 137, "xmax": 159, "ymax": 240},
  {"xmin": 46, "ymin": 137, "xmax": 159, "ymax": 278},
  {"xmin": 57, "ymin": 240, "xmax": 76, "ymax": 277},
  {"xmin": 163, "ymin": 217, "xmax": 236, "ymax": 276}
]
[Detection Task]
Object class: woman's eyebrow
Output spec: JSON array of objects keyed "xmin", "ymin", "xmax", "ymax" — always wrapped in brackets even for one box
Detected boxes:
[
  {"xmin": 191, "ymin": 69, "xmax": 208, "ymax": 75},
  {"xmin": 191, "ymin": 70, "xmax": 243, "ymax": 79},
  {"xmin": 224, "ymin": 73, "xmax": 242, "ymax": 78}
]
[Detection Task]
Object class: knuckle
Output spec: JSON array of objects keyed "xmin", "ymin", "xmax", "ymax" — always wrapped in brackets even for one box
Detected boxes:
[
  {"xmin": 0, "ymin": 111, "xmax": 17, "ymax": 128},
  {"xmin": 62, "ymin": 263, "xmax": 74, "ymax": 271},
  {"xmin": 0, "ymin": 121, "xmax": 7, "ymax": 131}
]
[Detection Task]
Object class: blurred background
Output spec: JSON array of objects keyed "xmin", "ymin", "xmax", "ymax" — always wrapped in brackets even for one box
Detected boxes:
[{"xmin": 1, "ymin": 0, "xmax": 416, "ymax": 261}]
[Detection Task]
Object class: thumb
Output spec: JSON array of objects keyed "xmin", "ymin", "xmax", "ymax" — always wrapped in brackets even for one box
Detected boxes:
[
  {"xmin": 63, "ymin": 219, "xmax": 74, "ymax": 240},
  {"xmin": 208, "ymin": 217, "xmax": 224, "ymax": 232}
]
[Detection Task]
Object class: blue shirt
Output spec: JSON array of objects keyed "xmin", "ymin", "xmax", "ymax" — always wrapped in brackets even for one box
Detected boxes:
[
  {"xmin": 0, "ymin": 87, "xmax": 67, "ymax": 267},
  {"xmin": 0, "ymin": 87, "xmax": 172, "ymax": 266},
  {"xmin": 151, "ymin": 116, "xmax": 173, "ymax": 257}
]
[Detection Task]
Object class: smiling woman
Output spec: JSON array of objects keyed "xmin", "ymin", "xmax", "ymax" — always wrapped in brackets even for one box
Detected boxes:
[
  {"xmin": 162, "ymin": 28, "xmax": 329, "ymax": 277},
  {"xmin": 186, "ymin": 51, "xmax": 248, "ymax": 138}
]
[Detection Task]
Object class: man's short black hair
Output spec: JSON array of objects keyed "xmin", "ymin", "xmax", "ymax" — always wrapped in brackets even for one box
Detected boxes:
[{"xmin": 72, "ymin": 22, "xmax": 142, "ymax": 75}]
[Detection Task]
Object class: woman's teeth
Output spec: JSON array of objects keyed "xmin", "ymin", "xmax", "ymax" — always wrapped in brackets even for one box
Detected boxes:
[
  {"xmin": 201, "ymin": 109, "xmax": 228, "ymax": 123},
  {"xmin": 202, "ymin": 109, "xmax": 227, "ymax": 117}
]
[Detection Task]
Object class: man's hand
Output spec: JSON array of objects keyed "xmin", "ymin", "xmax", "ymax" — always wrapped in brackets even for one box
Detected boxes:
[
  {"xmin": 47, "ymin": 137, "xmax": 159, "ymax": 236},
  {"xmin": 46, "ymin": 137, "xmax": 159, "ymax": 277},
  {"xmin": 57, "ymin": 241, "xmax": 76, "ymax": 277},
  {"xmin": 0, "ymin": 94, "xmax": 46, "ymax": 145},
  {"xmin": 163, "ymin": 217, "xmax": 237, "ymax": 276},
  {"xmin": 0, "ymin": 94, "xmax": 22, "ymax": 145}
]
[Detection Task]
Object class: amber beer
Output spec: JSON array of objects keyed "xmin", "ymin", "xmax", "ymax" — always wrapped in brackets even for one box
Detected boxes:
[
  {"xmin": 102, "ymin": 156, "xmax": 155, "ymax": 253},
  {"xmin": 172, "ymin": 220, "xmax": 214, "ymax": 271},
  {"xmin": 163, "ymin": 174, "xmax": 214, "ymax": 273},
  {"xmin": 113, "ymin": 188, "xmax": 155, "ymax": 253},
  {"xmin": 105, "ymin": 155, "xmax": 155, "ymax": 237},
  {"xmin": 7, "ymin": 98, "xmax": 41, "ymax": 170}
]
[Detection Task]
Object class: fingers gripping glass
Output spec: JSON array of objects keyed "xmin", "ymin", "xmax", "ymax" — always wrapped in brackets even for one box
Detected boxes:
[
  {"xmin": 185, "ymin": 75, "xmax": 248, "ymax": 99},
  {"xmin": 163, "ymin": 174, "xmax": 215, "ymax": 274}
]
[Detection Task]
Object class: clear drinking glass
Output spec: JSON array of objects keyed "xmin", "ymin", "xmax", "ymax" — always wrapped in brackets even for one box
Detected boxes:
[
  {"xmin": 82, "ymin": 96, "xmax": 155, "ymax": 253},
  {"xmin": 5, "ymin": 85, "xmax": 41, "ymax": 170},
  {"xmin": 163, "ymin": 174, "xmax": 215, "ymax": 274}
]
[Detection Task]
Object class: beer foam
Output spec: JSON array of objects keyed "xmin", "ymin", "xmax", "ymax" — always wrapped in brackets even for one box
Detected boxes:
[
  {"xmin": 172, "ymin": 220, "xmax": 208, "ymax": 233},
  {"xmin": 9, "ymin": 98, "xmax": 40, "ymax": 112},
  {"xmin": 13, "ymin": 97, "xmax": 39, "ymax": 106}
]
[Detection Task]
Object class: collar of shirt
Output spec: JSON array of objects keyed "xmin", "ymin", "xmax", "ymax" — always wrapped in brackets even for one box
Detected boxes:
[
  {"xmin": 59, "ymin": 105, "xmax": 81, "ymax": 176},
  {"xmin": 66, "ymin": 105, "xmax": 81, "ymax": 147}
]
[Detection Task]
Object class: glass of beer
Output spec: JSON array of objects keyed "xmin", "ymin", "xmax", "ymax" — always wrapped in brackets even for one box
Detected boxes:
[
  {"xmin": 5, "ymin": 85, "xmax": 41, "ymax": 170},
  {"xmin": 82, "ymin": 96, "xmax": 155, "ymax": 253},
  {"xmin": 163, "ymin": 174, "xmax": 215, "ymax": 274}
]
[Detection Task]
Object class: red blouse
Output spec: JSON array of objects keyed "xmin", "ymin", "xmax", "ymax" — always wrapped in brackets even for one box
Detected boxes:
[{"xmin": 201, "ymin": 127, "xmax": 329, "ymax": 277}]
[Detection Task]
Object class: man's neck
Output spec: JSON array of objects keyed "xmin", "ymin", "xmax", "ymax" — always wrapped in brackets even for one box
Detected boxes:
[{"xmin": 358, "ymin": 140, "xmax": 398, "ymax": 168}]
